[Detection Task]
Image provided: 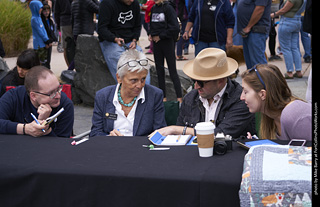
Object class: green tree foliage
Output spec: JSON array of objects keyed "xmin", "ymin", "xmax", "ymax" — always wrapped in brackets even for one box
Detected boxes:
[{"xmin": 0, "ymin": 0, "xmax": 32, "ymax": 57}]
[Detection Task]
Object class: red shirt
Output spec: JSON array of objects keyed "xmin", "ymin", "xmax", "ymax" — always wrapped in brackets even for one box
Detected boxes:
[{"xmin": 144, "ymin": 0, "xmax": 155, "ymax": 23}]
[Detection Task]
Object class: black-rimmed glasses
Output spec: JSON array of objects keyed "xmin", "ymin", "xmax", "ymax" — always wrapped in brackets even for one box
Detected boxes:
[
  {"xmin": 33, "ymin": 85, "xmax": 63, "ymax": 99},
  {"xmin": 249, "ymin": 66, "xmax": 266, "ymax": 89},
  {"xmin": 118, "ymin": 59, "xmax": 148, "ymax": 70}
]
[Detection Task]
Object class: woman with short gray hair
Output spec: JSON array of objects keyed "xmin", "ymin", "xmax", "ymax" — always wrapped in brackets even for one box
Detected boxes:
[
  {"xmin": 90, "ymin": 49, "xmax": 167, "ymax": 137},
  {"xmin": 116, "ymin": 49, "xmax": 150, "ymax": 78}
]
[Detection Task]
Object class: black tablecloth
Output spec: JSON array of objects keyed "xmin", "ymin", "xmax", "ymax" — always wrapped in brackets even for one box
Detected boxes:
[{"xmin": 0, "ymin": 135, "xmax": 248, "ymax": 207}]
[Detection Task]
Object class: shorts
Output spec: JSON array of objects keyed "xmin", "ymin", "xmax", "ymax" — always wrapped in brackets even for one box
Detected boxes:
[{"xmin": 60, "ymin": 25, "xmax": 73, "ymax": 49}]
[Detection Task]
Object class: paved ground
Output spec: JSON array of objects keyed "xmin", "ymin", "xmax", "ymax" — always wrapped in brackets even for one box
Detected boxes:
[{"xmin": 3, "ymin": 29, "xmax": 312, "ymax": 135}]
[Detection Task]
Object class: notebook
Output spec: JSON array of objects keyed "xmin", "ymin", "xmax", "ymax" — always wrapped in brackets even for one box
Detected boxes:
[
  {"xmin": 42, "ymin": 108, "xmax": 64, "ymax": 126},
  {"xmin": 149, "ymin": 132, "xmax": 196, "ymax": 146}
]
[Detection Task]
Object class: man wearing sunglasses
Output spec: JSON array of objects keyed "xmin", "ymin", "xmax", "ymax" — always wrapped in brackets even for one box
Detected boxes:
[
  {"xmin": 0, "ymin": 66, "xmax": 74, "ymax": 138},
  {"xmin": 154, "ymin": 48, "xmax": 255, "ymax": 138}
]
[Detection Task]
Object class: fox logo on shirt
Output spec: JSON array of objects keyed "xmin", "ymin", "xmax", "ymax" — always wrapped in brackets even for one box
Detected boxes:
[
  {"xmin": 118, "ymin": 10, "xmax": 133, "ymax": 24},
  {"xmin": 151, "ymin": 13, "xmax": 165, "ymax": 22}
]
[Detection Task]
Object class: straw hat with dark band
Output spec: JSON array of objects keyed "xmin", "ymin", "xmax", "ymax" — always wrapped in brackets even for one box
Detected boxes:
[{"xmin": 183, "ymin": 48, "xmax": 238, "ymax": 81}]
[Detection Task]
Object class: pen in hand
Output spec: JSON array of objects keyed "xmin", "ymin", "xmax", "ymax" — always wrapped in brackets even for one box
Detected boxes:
[{"xmin": 30, "ymin": 113, "xmax": 45, "ymax": 133}]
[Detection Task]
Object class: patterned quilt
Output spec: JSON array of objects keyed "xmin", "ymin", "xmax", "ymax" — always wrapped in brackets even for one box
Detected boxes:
[{"xmin": 239, "ymin": 145, "xmax": 312, "ymax": 207}]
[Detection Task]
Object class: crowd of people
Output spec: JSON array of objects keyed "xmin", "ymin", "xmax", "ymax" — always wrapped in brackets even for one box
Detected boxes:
[{"xmin": 0, "ymin": 0, "xmax": 312, "ymax": 141}]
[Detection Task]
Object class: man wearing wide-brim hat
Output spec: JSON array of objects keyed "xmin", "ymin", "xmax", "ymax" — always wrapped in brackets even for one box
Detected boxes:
[{"xmin": 155, "ymin": 48, "xmax": 256, "ymax": 138}]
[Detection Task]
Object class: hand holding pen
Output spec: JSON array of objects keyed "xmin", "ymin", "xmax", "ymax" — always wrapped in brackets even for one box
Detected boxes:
[
  {"xmin": 246, "ymin": 132, "xmax": 259, "ymax": 139},
  {"xmin": 26, "ymin": 113, "xmax": 51, "ymax": 137},
  {"xmin": 31, "ymin": 113, "xmax": 45, "ymax": 133}
]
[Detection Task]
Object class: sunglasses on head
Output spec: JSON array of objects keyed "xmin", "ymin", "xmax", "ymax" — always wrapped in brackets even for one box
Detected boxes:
[
  {"xmin": 248, "ymin": 65, "xmax": 266, "ymax": 90},
  {"xmin": 117, "ymin": 59, "xmax": 148, "ymax": 70}
]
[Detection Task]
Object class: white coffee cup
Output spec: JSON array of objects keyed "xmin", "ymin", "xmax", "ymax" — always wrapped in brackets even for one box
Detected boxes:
[{"xmin": 195, "ymin": 122, "xmax": 215, "ymax": 157}]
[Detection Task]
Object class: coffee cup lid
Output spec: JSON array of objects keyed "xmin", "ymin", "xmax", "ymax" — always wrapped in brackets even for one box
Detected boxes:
[{"xmin": 195, "ymin": 122, "xmax": 215, "ymax": 131}]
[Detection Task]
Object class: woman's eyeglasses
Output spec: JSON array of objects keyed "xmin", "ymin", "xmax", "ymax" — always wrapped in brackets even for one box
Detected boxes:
[
  {"xmin": 33, "ymin": 85, "xmax": 63, "ymax": 99},
  {"xmin": 249, "ymin": 65, "xmax": 266, "ymax": 90},
  {"xmin": 118, "ymin": 59, "xmax": 148, "ymax": 70}
]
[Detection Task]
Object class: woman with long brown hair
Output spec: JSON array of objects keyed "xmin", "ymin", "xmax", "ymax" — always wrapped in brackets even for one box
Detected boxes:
[{"xmin": 240, "ymin": 64, "xmax": 311, "ymax": 140}]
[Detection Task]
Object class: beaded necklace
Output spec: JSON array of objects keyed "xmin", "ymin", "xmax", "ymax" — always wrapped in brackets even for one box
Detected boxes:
[{"xmin": 118, "ymin": 84, "xmax": 137, "ymax": 107}]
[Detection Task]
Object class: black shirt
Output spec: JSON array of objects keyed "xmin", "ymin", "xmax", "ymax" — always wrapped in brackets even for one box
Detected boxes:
[
  {"xmin": 199, "ymin": 0, "xmax": 219, "ymax": 43},
  {"xmin": 98, "ymin": 0, "xmax": 141, "ymax": 43},
  {"xmin": 0, "ymin": 67, "xmax": 24, "ymax": 97},
  {"xmin": 150, "ymin": 2, "xmax": 180, "ymax": 40}
]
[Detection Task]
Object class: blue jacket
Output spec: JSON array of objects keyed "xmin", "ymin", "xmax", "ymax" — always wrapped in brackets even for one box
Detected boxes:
[
  {"xmin": 30, "ymin": 0, "xmax": 49, "ymax": 49},
  {"xmin": 0, "ymin": 86, "xmax": 74, "ymax": 138},
  {"xmin": 90, "ymin": 84, "xmax": 167, "ymax": 137},
  {"xmin": 188, "ymin": 0, "xmax": 235, "ymax": 46}
]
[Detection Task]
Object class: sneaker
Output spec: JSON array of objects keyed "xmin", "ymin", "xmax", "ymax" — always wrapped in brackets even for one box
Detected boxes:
[
  {"xmin": 145, "ymin": 50, "xmax": 153, "ymax": 54},
  {"xmin": 183, "ymin": 48, "xmax": 189, "ymax": 55},
  {"xmin": 304, "ymin": 56, "xmax": 312, "ymax": 63},
  {"xmin": 57, "ymin": 43, "xmax": 64, "ymax": 53},
  {"xmin": 268, "ymin": 55, "xmax": 282, "ymax": 61}
]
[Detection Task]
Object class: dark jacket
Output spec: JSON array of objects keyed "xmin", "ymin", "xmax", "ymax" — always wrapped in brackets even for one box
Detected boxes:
[
  {"xmin": 41, "ymin": 6, "xmax": 58, "ymax": 42},
  {"xmin": 90, "ymin": 84, "xmax": 167, "ymax": 137},
  {"xmin": 149, "ymin": 1, "xmax": 180, "ymax": 40},
  {"xmin": 54, "ymin": 0, "xmax": 72, "ymax": 29},
  {"xmin": 176, "ymin": 78, "xmax": 256, "ymax": 138},
  {"xmin": 0, "ymin": 86, "xmax": 74, "ymax": 138},
  {"xmin": 98, "ymin": 0, "xmax": 141, "ymax": 43},
  {"xmin": 303, "ymin": 0, "xmax": 312, "ymax": 34},
  {"xmin": 175, "ymin": 0, "xmax": 188, "ymax": 21},
  {"xmin": 0, "ymin": 67, "xmax": 24, "ymax": 97},
  {"xmin": 188, "ymin": 0, "xmax": 235, "ymax": 46},
  {"xmin": 71, "ymin": 0, "xmax": 99, "ymax": 36}
]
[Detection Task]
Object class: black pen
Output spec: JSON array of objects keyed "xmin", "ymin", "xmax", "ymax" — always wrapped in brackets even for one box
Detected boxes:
[{"xmin": 182, "ymin": 121, "xmax": 188, "ymax": 135}]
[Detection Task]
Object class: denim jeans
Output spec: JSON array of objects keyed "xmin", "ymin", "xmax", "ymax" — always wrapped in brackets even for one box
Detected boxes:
[
  {"xmin": 194, "ymin": 41, "xmax": 225, "ymax": 56},
  {"xmin": 278, "ymin": 17, "xmax": 302, "ymax": 72},
  {"xmin": 300, "ymin": 16, "xmax": 312, "ymax": 59},
  {"xmin": 242, "ymin": 32, "xmax": 268, "ymax": 69},
  {"xmin": 100, "ymin": 41, "xmax": 150, "ymax": 84},
  {"xmin": 176, "ymin": 20, "xmax": 189, "ymax": 57}
]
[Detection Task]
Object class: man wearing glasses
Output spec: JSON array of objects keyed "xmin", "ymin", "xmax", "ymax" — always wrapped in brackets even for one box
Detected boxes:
[
  {"xmin": 154, "ymin": 48, "xmax": 256, "ymax": 138},
  {"xmin": 0, "ymin": 66, "xmax": 74, "ymax": 137}
]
